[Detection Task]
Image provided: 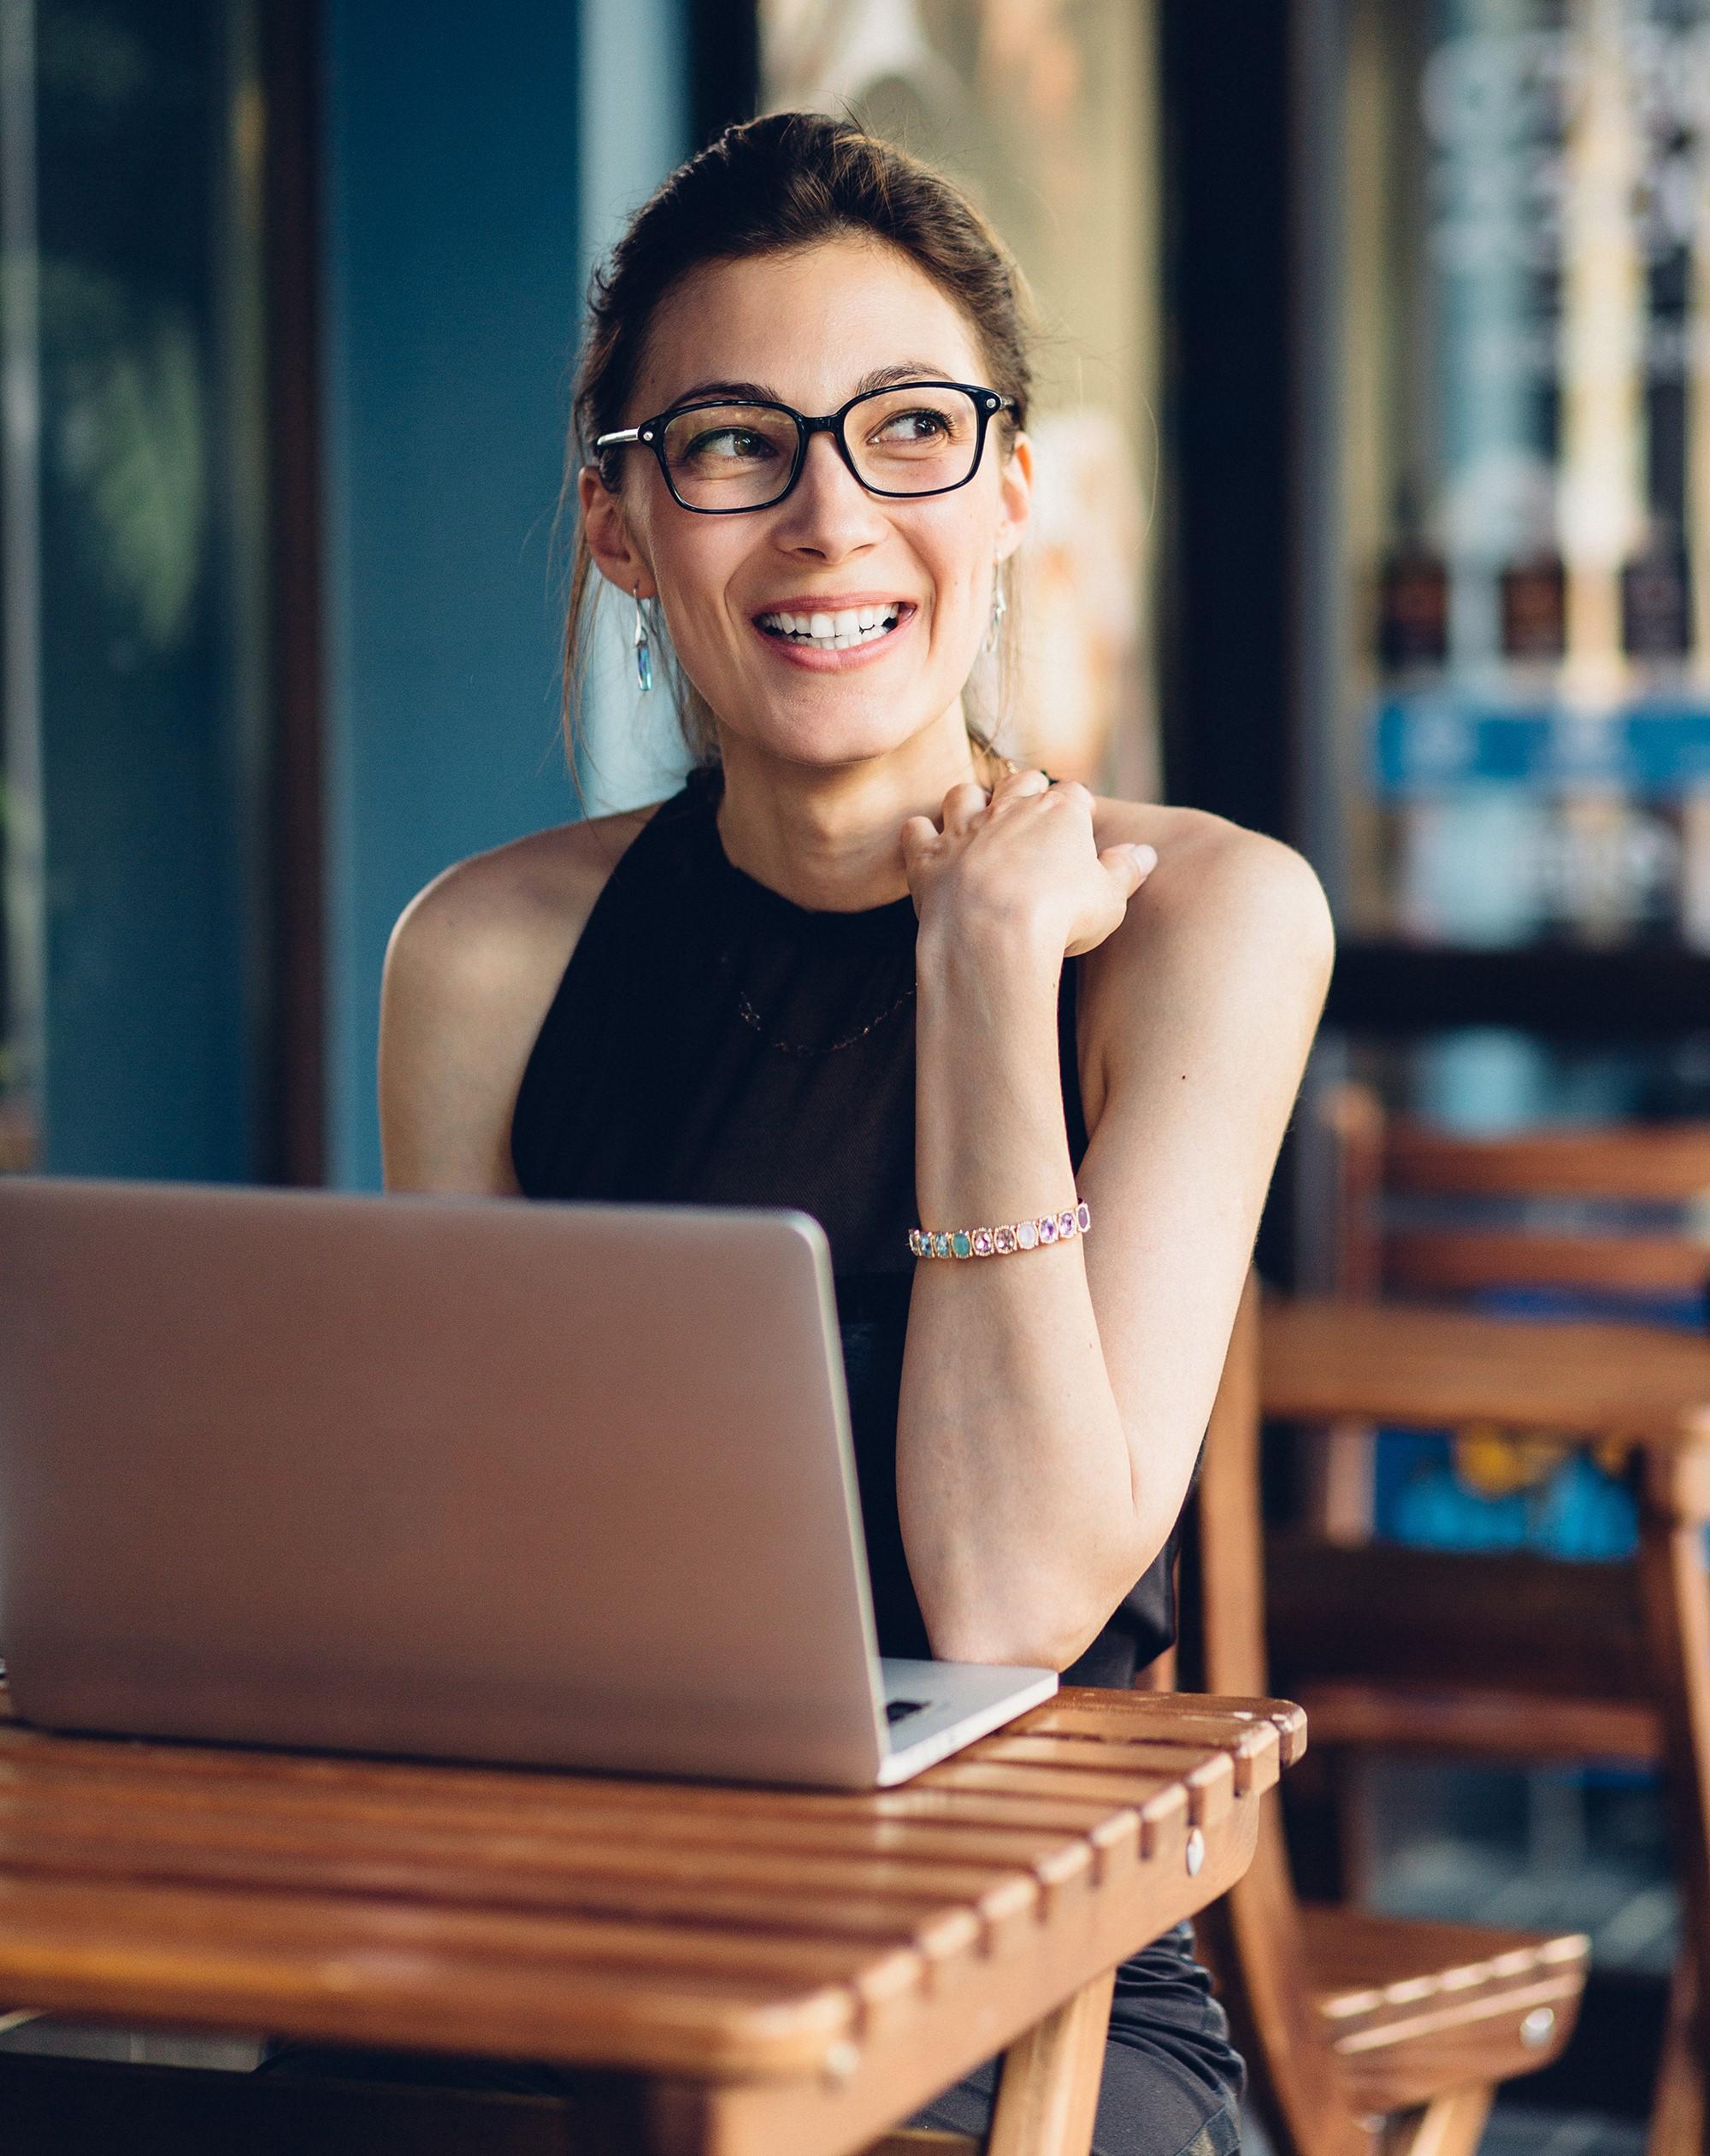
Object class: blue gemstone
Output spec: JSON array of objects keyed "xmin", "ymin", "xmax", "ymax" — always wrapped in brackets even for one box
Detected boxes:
[{"xmin": 634, "ymin": 642, "xmax": 653, "ymax": 693}]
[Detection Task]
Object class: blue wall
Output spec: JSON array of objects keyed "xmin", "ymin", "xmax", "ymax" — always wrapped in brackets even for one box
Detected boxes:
[
  {"xmin": 321, "ymin": 1, "xmax": 562, "ymax": 1186},
  {"xmin": 321, "ymin": 0, "xmax": 690, "ymax": 1187}
]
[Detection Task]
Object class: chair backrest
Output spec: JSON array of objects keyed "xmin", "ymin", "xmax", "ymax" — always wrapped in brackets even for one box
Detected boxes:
[
  {"xmin": 1322, "ymin": 1080, "xmax": 1710, "ymax": 1310},
  {"xmin": 1177, "ymin": 1271, "xmax": 1373, "ymax": 2156}
]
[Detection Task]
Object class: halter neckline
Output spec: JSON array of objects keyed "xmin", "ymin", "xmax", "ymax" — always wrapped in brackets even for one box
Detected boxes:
[{"xmin": 684, "ymin": 763, "xmax": 919, "ymax": 946}]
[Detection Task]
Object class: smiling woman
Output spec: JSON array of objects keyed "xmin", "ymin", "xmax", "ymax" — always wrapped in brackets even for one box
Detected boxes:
[{"xmin": 369, "ymin": 110, "xmax": 1335, "ymax": 2152}]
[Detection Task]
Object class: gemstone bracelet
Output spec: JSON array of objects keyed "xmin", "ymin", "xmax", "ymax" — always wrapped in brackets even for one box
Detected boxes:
[{"xmin": 910, "ymin": 1199, "xmax": 1091, "ymax": 1260}]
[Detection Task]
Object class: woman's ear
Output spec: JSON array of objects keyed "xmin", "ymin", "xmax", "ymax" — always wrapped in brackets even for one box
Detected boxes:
[
  {"xmin": 994, "ymin": 430, "xmax": 1034, "ymax": 566},
  {"xmin": 578, "ymin": 466, "xmax": 656, "ymax": 600}
]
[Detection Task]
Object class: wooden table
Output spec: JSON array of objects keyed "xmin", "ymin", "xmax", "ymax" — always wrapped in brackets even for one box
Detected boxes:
[
  {"xmin": 0, "ymin": 1687, "xmax": 1300, "ymax": 2156},
  {"xmin": 1260, "ymin": 1294, "xmax": 1710, "ymax": 2153}
]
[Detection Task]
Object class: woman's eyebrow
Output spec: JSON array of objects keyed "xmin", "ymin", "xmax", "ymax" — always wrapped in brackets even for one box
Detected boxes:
[
  {"xmin": 669, "ymin": 378, "xmax": 775, "ymax": 406},
  {"xmin": 852, "ymin": 361, "xmax": 958, "ymax": 395},
  {"xmin": 664, "ymin": 361, "xmax": 958, "ymax": 408}
]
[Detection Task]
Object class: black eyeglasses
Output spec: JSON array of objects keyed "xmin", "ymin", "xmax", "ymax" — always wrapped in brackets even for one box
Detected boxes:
[{"xmin": 594, "ymin": 380, "xmax": 1016, "ymax": 515}]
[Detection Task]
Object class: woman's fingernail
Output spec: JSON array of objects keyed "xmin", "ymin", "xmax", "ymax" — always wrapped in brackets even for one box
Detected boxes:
[{"xmin": 1124, "ymin": 843, "xmax": 1158, "ymax": 871}]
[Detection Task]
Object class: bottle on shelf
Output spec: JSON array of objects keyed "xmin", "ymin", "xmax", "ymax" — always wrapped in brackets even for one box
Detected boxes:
[
  {"xmin": 1377, "ymin": 486, "xmax": 1450, "ymax": 675},
  {"xmin": 1499, "ymin": 551, "xmax": 1569, "ymax": 666},
  {"xmin": 1620, "ymin": 526, "xmax": 1693, "ymax": 669}
]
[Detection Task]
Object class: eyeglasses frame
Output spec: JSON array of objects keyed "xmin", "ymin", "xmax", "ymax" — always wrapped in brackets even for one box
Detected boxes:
[{"xmin": 593, "ymin": 380, "xmax": 1017, "ymax": 515}]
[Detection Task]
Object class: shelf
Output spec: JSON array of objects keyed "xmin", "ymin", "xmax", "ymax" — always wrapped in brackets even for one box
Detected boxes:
[{"xmin": 1324, "ymin": 940, "xmax": 1710, "ymax": 1040}]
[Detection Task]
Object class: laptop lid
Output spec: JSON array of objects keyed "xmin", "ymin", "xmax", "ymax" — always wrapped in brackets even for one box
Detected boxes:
[{"xmin": 0, "ymin": 1177, "xmax": 896, "ymax": 1786}]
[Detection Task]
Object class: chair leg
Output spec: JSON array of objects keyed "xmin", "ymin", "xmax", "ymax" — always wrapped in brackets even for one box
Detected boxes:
[
  {"xmin": 1334, "ymin": 1748, "xmax": 1378, "ymax": 1906},
  {"xmin": 1648, "ymin": 1947, "xmax": 1706, "ymax": 2156},
  {"xmin": 1380, "ymin": 2086, "xmax": 1493, "ymax": 2156},
  {"xmin": 983, "ymin": 1969, "xmax": 1118, "ymax": 2156},
  {"xmin": 1635, "ymin": 1470, "xmax": 1710, "ymax": 2156}
]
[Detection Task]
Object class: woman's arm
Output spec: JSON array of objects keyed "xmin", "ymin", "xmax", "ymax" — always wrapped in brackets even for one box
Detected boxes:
[{"xmin": 897, "ymin": 775, "xmax": 1334, "ymax": 1670}]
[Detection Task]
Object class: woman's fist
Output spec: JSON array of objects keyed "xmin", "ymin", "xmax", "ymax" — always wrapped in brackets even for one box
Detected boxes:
[{"xmin": 899, "ymin": 766, "xmax": 1157, "ymax": 960}]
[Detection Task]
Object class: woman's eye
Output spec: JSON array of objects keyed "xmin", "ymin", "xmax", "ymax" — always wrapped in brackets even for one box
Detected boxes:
[
  {"xmin": 871, "ymin": 407, "xmax": 952, "ymax": 445},
  {"xmin": 686, "ymin": 428, "xmax": 775, "ymax": 461}
]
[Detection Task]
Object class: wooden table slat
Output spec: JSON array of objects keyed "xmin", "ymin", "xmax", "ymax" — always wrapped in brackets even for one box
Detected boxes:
[
  {"xmin": 971, "ymin": 1731, "xmax": 1266, "ymax": 1802},
  {"xmin": 920, "ymin": 1751, "xmax": 1235, "ymax": 1829},
  {"xmin": 0, "ymin": 1873, "xmax": 860, "ymax": 2079},
  {"xmin": 0, "ymin": 1785, "xmax": 1065, "ymax": 1900},
  {"xmin": 0, "ymin": 1822, "xmax": 1051, "ymax": 1970},
  {"xmin": 0, "ymin": 1859, "xmax": 935, "ymax": 2013}
]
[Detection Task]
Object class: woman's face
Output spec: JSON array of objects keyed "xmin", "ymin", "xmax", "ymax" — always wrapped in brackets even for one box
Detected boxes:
[{"xmin": 582, "ymin": 236, "xmax": 1032, "ymax": 774}]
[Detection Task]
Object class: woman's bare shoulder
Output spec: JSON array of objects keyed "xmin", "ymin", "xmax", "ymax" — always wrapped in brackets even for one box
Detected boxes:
[
  {"xmin": 1094, "ymin": 792, "xmax": 1332, "ymax": 901},
  {"xmin": 378, "ymin": 798, "xmax": 665, "ymax": 1192},
  {"xmin": 387, "ymin": 800, "xmax": 659, "ymax": 987},
  {"xmin": 1077, "ymin": 791, "xmax": 1335, "ymax": 1111}
]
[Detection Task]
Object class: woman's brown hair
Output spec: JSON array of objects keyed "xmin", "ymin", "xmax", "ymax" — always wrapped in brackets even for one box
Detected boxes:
[{"xmin": 560, "ymin": 109, "xmax": 1034, "ymax": 774}]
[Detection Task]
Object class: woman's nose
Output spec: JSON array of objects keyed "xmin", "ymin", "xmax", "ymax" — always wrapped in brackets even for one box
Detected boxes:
[{"xmin": 770, "ymin": 429, "xmax": 886, "ymax": 555}]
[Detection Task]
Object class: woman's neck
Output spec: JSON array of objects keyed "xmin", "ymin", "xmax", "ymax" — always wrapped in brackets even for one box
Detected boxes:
[{"xmin": 712, "ymin": 719, "xmax": 998, "ymax": 915}]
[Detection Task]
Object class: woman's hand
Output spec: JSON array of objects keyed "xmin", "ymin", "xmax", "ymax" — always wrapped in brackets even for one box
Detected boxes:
[{"xmin": 899, "ymin": 767, "xmax": 1157, "ymax": 960}]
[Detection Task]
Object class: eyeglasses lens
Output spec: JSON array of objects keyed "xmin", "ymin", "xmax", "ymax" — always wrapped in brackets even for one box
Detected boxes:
[
  {"xmin": 662, "ymin": 405, "xmax": 799, "ymax": 510},
  {"xmin": 660, "ymin": 387, "xmax": 982, "ymax": 510},
  {"xmin": 848, "ymin": 386, "xmax": 980, "ymax": 496}
]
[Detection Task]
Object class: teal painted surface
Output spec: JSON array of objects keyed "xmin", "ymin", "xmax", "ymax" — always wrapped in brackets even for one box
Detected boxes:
[
  {"xmin": 34, "ymin": 0, "xmax": 257, "ymax": 1179},
  {"xmin": 321, "ymin": 0, "xmax": 587, "ymax": 1189}
]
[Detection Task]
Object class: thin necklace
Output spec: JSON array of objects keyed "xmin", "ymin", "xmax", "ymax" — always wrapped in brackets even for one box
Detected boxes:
[{"xmin": 718, "ymin": 951, "xmax": 916, "ymax": 1057}]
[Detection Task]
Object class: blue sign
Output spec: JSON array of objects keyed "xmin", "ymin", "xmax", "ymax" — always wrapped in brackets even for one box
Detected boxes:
[{"xmin": 1373, "ymin": 694, "xmax": 1710, "ymax": 797}]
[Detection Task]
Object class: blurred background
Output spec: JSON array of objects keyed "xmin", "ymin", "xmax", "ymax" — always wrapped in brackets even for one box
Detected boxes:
[{"xmin": 4, "ymin": 0, "xmax": 1709, "ymax": 2143}]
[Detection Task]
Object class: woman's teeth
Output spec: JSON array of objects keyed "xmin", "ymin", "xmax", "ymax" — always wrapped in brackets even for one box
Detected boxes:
[{"xmin": 758, "ymin": 604, "xmax": 902, "ymax": 651}]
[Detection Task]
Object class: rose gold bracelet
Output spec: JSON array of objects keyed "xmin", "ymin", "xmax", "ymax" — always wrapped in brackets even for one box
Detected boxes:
[{"xmin": 909, "ymin": 1199, "xmax": 1091, "ymax": 1260}]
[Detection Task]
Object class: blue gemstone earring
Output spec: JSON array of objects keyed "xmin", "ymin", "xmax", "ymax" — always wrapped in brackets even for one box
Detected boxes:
[
  {"xmin": 985, "ymin": 564, "xmax": 1008, "ymax": 655},
  {"xmin": 632, "ymin": 582, "xmax": 654, "ymax": 693}
]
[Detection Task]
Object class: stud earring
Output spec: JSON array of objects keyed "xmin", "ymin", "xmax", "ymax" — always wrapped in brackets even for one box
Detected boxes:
[
  {"xmin": 985, "ymin": 565, "xmax": 1008, "ymax": 655},
  {"xmin": 632, "ymin": 582, "xmax": 654, "ymax": 693}
]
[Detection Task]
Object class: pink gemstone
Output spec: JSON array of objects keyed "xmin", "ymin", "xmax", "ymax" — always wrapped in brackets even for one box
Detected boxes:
[
  {"xmin": 1037, "ymin": 1216, "xmax": 1058, "ymax": 1244},
  {"xmin": 994, "ymin": 1224, "xmax": 1017, "ymax": 1253},
  {"xmin": 1076, "ymin": 1200, "xmax": 1092, "ymax": 1234},
  {"xmin": 971, "ymin": 1228, "xmax": 994, "ymax": 1256},
  {"xmin": 1058, "ymin": 1210, "xmax": 1076, "ymax": 1239},
  {"xmin": 1016, "ymin": 1220, "xmax": 1038, "ymax": 1251}
]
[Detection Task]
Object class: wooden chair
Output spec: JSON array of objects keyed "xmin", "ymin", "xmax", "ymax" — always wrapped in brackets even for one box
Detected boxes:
[
  {"xmin": 1322, "ymin": 1084, "xmax": 1710, "ymax": 1310},
  {"xmin": 1266, "ymin": 1087, "xmax": 1710, "ymax": 2150},
  {"xmin": 1177, "ymin": 1273, "xmax": 1589, "ymax": 2156},
  {"xmin": 1305, "ymin": 1084, "xmax": 1710, "ymax": 1540}
]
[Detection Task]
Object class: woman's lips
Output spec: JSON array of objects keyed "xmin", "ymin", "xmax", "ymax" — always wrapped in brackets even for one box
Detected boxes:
[{"xmin": 752, "ymin": 603, "xmax": 917, "ymax": 673}]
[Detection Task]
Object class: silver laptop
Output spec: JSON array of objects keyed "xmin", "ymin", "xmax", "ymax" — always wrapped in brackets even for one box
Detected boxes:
[{"xmin": 0, "ymin": 1176, "xmax": 1055, "ymax": 1787}]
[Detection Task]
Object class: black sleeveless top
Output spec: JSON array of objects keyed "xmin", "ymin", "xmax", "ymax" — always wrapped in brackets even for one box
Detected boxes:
[{"xmin": 510, "ymin": 763, "xmax": 1180, "ymax": 1687}]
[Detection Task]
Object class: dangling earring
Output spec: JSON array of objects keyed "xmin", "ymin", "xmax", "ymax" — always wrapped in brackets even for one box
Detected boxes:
[
  {"xmin": 632, "ymin": 582, "xmax": 654, "ymax": 693},
  {"xmin": 984, "ymin": 563, "xmax": 1008, "ymax": 656}
]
